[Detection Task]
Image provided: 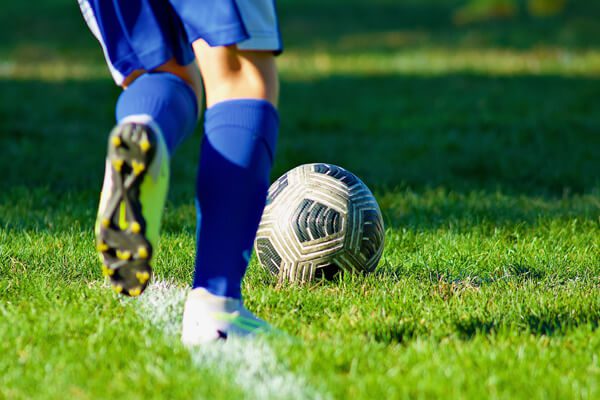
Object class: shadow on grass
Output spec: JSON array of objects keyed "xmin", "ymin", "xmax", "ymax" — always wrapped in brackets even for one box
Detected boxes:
[
  {"xmin": 276, "ymin": 73, "xmax": 599, "ymax": 197},
  {"xmin": 453, "ymin": 308, "xmax": 600, "ymax": 340},
  {"xmin": 1, "ymin": 71, "xmax": 598, "ymax": 233},
  {"xmin": 2, "ymin": 74, "xmax": 598, "ymax": 194},
  {"xmin": 364, "ymin": 311, "xmax": 600, "ymax": 344},
  {"xmin": 371, "ymin": 262, "xmax": 586, "ymax": 294},
  {"xmin": 364, "ymin": 303, "xmax": 600, "ymax": 345}
]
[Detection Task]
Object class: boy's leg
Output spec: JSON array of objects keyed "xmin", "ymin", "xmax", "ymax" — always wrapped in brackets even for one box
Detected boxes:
[
  {"xmin": 96, "ymin": 61, "xmax": 200, "ymax": 296},
  {"xmin": 80, "ymin": 0, "xmax": 203, "ymax": 295},
  {"xmin": 181, "ymin": 44, "xmax": 279, "ymax": 344},
  {"xmin": 193, "ymin": 43, "xmax": 279, "ymax": 299}
]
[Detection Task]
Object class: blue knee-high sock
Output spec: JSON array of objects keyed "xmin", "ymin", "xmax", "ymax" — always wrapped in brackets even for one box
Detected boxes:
[
  {"xmin": 115, "ymin": 72, "xmax": 198, "ymax": 154},
  {"xmin": 193, "ymin": 99, "xmax": 279, "ymax": 299}
]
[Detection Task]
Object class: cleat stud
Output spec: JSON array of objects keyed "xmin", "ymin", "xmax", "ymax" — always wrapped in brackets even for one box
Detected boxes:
[
  {"xmin": 111, "ymin": 136, "xmax": 122, "ymax": 147},
  {"xmin": 97, "ymin": 242, "xmax": 109, "ymax": 252},
  {"xmin": 112, "ymin": 159, "xmax": 124, "ymax": 172},
  {"xmin": 101, "ymin": 265, "xmax": 114, "ymax": 277},
  {"xmin": 131, "ymin": 161, "xmax": 146, "ymax": 176},
  {"xmin": 116, "ymin": 250, "xmax": 132, "ymax": 260},
  {"xmin": 139, "ymin": 139, "xmax": 151, "ymax": 153},
  {"xmin": 137, "ymin": 246, "xmax": 149, "ymax": 259},
  {"xmin": 130, "ymin": 222, "xmax": 141, "ymax": 234},
  {"xmin": 136, "ymin": 271, "xmax": 150, "ymax": 284},
  {"xmin": 129, "ymin": 287, "xmax": 142, "ymax": 297},
  {"xmin": 113, "ymin": 285, "xmax": 123, "ymax": 294},
  {"xmin": 101, "ymin": 218, "xmax": 110, "ymax": 228}
]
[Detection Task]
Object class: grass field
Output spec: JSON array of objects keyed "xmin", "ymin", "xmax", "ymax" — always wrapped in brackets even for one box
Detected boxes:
[{"xmin": 1, "ymin": 0, "xmax": 599, "ymax": 399}]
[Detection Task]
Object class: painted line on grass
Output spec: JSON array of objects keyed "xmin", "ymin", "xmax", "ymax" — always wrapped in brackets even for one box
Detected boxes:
[{"xmin": 136, "ymin": 280, "xmax": 329, "ymax": 400}]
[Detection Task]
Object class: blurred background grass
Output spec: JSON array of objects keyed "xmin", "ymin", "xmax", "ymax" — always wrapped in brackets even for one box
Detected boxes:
[{"xmin": 1, "ymin": 0, "xmax": 598, "ymax": 200}]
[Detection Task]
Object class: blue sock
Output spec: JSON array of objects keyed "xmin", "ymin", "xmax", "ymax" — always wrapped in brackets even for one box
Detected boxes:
[
  {"xmin": 115, "ymin": 72, "xmax": 198, "ymax": 154},
  {"xmin": 193, "ymin": 99, "xmax": 279, "ymax": 299}
]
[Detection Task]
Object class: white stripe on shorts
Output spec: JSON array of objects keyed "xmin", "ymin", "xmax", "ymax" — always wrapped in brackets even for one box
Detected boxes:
[
  {"xmin": 235, "ymin": 0, "xmax": 281, "ymax": 51},
  {"xmin": 78, "ymin": 0, "xmax": 125, "ymax": 85}
]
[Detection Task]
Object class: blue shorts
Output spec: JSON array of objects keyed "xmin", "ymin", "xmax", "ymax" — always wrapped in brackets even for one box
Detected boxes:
[{"xmin": 78, "ymin": 0, "xmax": 282, "ymax": 85}]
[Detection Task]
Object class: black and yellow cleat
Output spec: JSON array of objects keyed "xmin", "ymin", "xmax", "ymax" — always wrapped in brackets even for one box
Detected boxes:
[{"xmin": 95, "ymin": 122, "xmax": 169, "ymax": 297}]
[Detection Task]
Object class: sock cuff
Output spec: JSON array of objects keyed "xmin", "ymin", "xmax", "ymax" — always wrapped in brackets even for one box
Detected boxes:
[
  {"xmin": 116, "ymin": 71, "xmax": 199, "ymax": 154},
  {"xmin": 117, "ymin": 72, "xmax": 199, "ymax": 120},
  {"xmin": 204, "ymin": 99, "xmax": 279, "ymax": 150},
  {"xmin": 144, "ymin": 72, "xmax": 199, "ymax": 118}
]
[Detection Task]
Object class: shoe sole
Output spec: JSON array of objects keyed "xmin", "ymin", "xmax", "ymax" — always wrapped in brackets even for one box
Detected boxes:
[{"xmin": 96, "ymin": 123, "xmax": 157, "ymax": 297}]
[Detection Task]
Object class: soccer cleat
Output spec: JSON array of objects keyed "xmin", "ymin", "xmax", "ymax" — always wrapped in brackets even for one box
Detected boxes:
[
  {"xmin": 95, "ymin": 122, "xmax": 169, "ymax": 297},
  {"xmin": 181, "ymin": 288, "xmax": 271, "ymax": 346}
]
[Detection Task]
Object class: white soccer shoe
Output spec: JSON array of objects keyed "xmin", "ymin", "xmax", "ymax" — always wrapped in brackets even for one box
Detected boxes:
[{"xmin": 181, "ymin": 288, "xmax": 270, "ymax": 346}]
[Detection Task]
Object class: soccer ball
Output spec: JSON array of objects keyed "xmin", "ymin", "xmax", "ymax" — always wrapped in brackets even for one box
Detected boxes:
[{"xmin": 254, "ymin": 163, "xmax": 385, "ymax": 282}]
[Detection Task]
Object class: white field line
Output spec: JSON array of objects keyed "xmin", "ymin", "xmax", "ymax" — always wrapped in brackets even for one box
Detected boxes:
[{"xmin": 135, "ymin": 280, "xmax": 329, "ymax": 400}]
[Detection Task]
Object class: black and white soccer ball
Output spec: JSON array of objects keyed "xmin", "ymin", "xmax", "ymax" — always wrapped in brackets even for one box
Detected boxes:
[{"xmin": 254, "ymin": 163, "xmax": 385, "ymax": 282}]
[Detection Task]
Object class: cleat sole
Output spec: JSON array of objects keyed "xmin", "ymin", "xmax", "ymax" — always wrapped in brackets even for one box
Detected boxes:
[{"xmin": 96, "ymin": 123, "xmax": 158, "ymax": 297}]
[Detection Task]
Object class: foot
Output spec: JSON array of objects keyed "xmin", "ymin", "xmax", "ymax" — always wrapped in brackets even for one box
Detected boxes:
[
  {"xmin": 95, "ymin": 121, "xmax": 169, "ymax": 297},
  {"xmin": 181, "ymin": 288, "xmax": 270, "ymax": 345}
]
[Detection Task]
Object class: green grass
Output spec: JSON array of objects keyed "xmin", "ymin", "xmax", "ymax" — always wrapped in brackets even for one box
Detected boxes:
[{"xmin": 1, "ymin": 0, "xmax": 599, "ymax": 399}]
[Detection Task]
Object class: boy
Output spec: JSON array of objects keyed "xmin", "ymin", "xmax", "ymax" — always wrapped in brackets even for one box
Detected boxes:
[{"xmin": 78, "ymin": 0, "xmax": 281, "ymax": 345}]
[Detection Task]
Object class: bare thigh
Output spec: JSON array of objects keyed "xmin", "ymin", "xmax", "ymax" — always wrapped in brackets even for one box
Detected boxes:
[{"xmin": 192, "ymin": 39, "xmax": 279, "ymax": 108}]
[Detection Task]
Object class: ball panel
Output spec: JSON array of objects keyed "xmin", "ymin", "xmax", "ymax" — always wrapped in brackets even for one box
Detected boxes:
[
  {"xmin": 255, "ymin": 237, "xmax": 282, "ymax": 275},
  {"xmin": 313, "ymin": 163, "xmax": 359, "ymax": 187},
  {"xmin": 295, "ymin": 172, "xmax": 350, "ymax": 212},
  {"xmin": 359, "ymin": 208, "xmax": 385, "ymax": 266},
  {"xmin": 292, "ymin": 199, "xmax": 342, "ymax": 243},
  {"xmin": 266, "ymin": 173, "xmax": 289, "ymax": 204}
]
